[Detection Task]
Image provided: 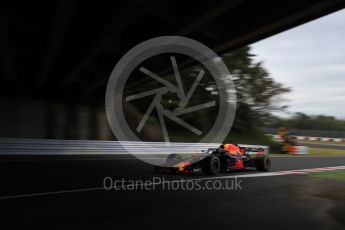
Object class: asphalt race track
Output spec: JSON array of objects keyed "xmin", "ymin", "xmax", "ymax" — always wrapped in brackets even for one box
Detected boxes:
[{"xmin": 1, "ymin": 154, "xmax": 345, "ymax": 229}]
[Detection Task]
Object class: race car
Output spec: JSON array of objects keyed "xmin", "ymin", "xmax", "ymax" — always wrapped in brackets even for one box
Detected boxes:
[{"xmin": 155, "ymin": 146, "xmax": 271, "ymax": 175}]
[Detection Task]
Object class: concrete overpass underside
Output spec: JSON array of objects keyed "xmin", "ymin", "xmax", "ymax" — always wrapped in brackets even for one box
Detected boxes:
[{"xmin": 0, "ymin": 0, "xmax": 344, "ymax": 139}]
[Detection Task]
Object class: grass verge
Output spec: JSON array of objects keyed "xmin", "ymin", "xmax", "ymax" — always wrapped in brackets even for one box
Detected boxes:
[
  {"xmin": 308, "ymin": 148, "xmax": 345, "ymax": 156},
  {"xmin": 268, "ymin": 147, "xmax": 345, "ymax": 157},
  {"xmin": 308, "ymin": 170, "xmax": 345, "ymax": 182},
  {"xmin": 299, "ymin": 140, "xmax": 345, "ymax": 146}
]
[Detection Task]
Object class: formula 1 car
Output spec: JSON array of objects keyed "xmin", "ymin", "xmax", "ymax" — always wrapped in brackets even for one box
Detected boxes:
[{"xmin": 155, "ymin": 146, "xmax": 271, "ymax": 175}]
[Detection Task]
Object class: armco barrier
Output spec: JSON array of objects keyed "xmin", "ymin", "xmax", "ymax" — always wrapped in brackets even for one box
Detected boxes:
[
  {"xmin": 267, "ymin": 134, "xmax": 345, "ymax": 143},
  {"xmin": 0, "ymin": 138, "xmax": 269, "ymax": 155}
]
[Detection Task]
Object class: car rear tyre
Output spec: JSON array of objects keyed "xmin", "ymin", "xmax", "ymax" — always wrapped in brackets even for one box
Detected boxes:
[{"xmin": 255, "ymin": 156, "xmax": 271, "ymax": 171}]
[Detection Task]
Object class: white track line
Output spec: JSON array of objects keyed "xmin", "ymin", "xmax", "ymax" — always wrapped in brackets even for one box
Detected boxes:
[
  {"xmin": 0, "ymin": 187, "xmax": 104, "ymax": 200},
  {"xmin": 0, "ymin": 166, "xmax": 344, "ymax": 200},
  {"xmin": 0, "ymin": 157, "xmax": 162, "ymax": 162}
]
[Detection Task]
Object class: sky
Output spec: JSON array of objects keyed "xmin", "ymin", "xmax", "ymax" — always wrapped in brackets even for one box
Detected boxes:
[{"xmin": 251, "ymin": 9, "xmax": 345, "ymax": 119}]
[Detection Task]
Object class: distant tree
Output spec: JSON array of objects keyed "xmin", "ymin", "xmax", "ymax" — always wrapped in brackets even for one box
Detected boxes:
[
  {"xmin": 221, "ymin": 46, "xmax": 290, "ymax": 130},
  {"xmin": 269, "ymin": 112, "xmax": 345, "ymax": 131},
  {"xmin": 124, "ymin": 46, "xmax": 291, "ymax": 140}
]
